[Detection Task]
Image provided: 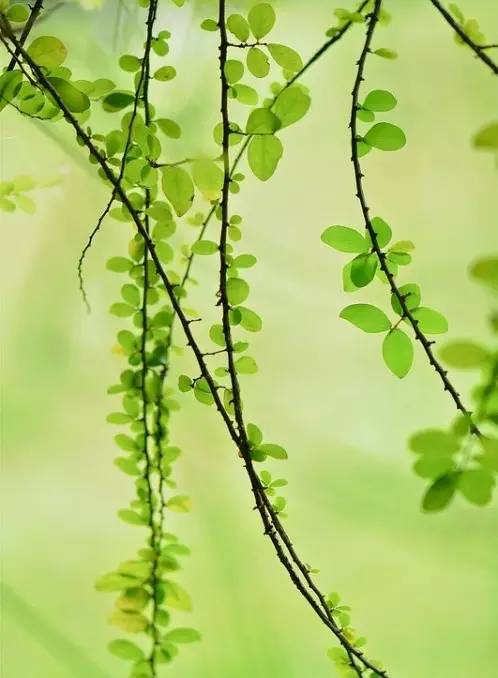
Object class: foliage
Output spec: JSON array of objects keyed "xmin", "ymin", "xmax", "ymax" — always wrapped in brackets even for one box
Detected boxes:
[{"xmin": 0, "ymin": 0, "xmax": 497, "ymax": 676}]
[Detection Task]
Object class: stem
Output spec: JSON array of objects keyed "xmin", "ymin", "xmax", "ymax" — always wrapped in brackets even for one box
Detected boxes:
[
  {"xmin": 6, "ymin": 0, "xmax": 44, "ymax": 71},
  {"xmin": 3, "ymin": 24, "xmax": 389, "ymax": 676},
  {"xmin": 350, "ymin": 0, "xmax": 482, "ymax": 438},
  {"xmin": 429, "ymin": 0, "xmax": 498, "ymax": 75}
]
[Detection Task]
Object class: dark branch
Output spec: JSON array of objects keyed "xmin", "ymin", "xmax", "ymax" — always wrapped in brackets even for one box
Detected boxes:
[
  {"xmin": 350, "ymin": 0, "xmax": 482, "ymax": 437},
  {"xmin": 429, "ymin": 0, "xmax": 498, "ymax": 75}
]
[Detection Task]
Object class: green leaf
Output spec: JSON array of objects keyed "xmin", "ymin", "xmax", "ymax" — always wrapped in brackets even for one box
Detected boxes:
[
  {"xmin": 121, "ymin": 284, "xmax": 140, "ymax": 307},
  {"xmin": 439, "ymin": 341, "xmax": 488, "ymax": 369},
  {"xmin": 119, "ymin": 54, "xmax": 141, "ymax": 72},
  {"xmin": 247, "ymin": 46, "xmax": 270, "ymax": 77},
  {"xmin": 108, "ymin": 639, "xmax": 144, "ymax": 661},
  {"xmin": 422, "ymin": 474, "xmax": 457, "ymax": 513},
  {"xmin": 114, "ymin": 458, "xmax": 140, "ymax": 476},
  {"xmin": 238, "ymin": 306, "xmax": 262, "ymax": 332},
  {"xmin": 102, "ymin": 90, "xmax": 135, "ymax": 112},
  {"xmin": 164, "ymin": 628, "xmax": 201, "ymax": 644},
  {"xmin": 350, "ymin": 253, "xmax": 378, "ymax": 287},
  {"xmin": 191, "ymin": 239, "xmax": 218, "ymax": 255},
  {"xmin": 28, "ymin": 36, "xmax": 67, "ymax": 68},
  {"xmin": 156, "ymin": 118, "xmax": 181, "ymax": 139},
  {"xmin": 391, "ymin": 283, "xmax": 421, "ymax": 315},
  {"xmin": 154, "ymin": 66, "xmax": 176, "ymax": 82},
  {"xmin": 48, "ymin": 77, "xmax": 90, "ymax": 113},
  {"xmin": 364, "ymin": 122, "xmax": 406, "ymax": 151},
  {"xmin": 115, "ymin": 433, "xmax": 136, "ymax": 452},
  {"xmin": 178, "ymin": 375, "xmax": 192, "ymax": 392},
  {"xmin": 161, "ymin": 166, "xmax": 194, "ymax": 217},
  {"xmin": 267, "ymin": 44, "xmax": 303, "ymax": 72},
  {"xmin": 231, "ymin": 83, "xmax": 258, "ymax": 105},
  {"xmin": 235, "ymin": 356, "xmax": 258, "ymax": 374},
  {"xmin": 0, "ymin": 72, "xmax": 23, "ymax": 111},
  {"xmin": 224, "ymin": 59, "xmax": 244, "ymax": 85},
  {"xmin": 473, "ymin": 122, "xmax": 498, "ymax": 150},
  {"xmin": 118, "ymin": 509, "xmax": 147, "ymax": 526},
  {"xmin": 227, "ymin": 14, "xmax": 250, "ymax": 42},
  {"xmin": 458, "ymin": 468, "xmax": 494, "ymax": 506},
  {"xmin": 246, "ymin": 107, "xmax": 280, "ymax": 134},
  {"xmin": 96, "ymin": 572, "xmax": 139, "ymax": 592},
  {"xmin": 110, "ymin": 303, "xmax": 135, "ymax": 317},
  {"xmin": 321, "ymin": 225, "xmax": 368, "ymax": 253},
  {"xmin": 411, "ymin": 307, "xmax": 448, "ymax": 334},
  {"xmin": 164, "ymin": 580, "xmax": 192, "ymax": 611},
  {"xmin": 247, "ymin": 423, "xmax": 263, "ymax": 446},
  {"xmin": 107, "ymin": 256, "xmax": 132, "ymax": 273},
  {"xmin": 363, "ymin": 89, "xmax": 397, "ymax": 112},
  {"xmin": 166, "ymin": 495, "xmax": 191, "ymax": 512},
  {"xmin": 7, "ymin": 3, "xmax": 30, "ymax": 22},
  {"xmin": 480, "ymin": 438, "xmax": 498, "ymax": 472},
  {"xmin": 469, "ymin": 257, "xmax": 498, "ymax": 291},
  {"xmin": 201, "ymin": 18, "xmax": 218, "ymax": 31},
  {"xmin": 109, "ymin": 610, "xmax": 148, "ymax": 633},
  {"xmin": 194, "ymin": 378, "xmax": 214, "ymax": 406},
  {"xmin": 373, "ymin": 48, "xmax": 398, "ymax": 59},
  {"xmin": 369, "ymin": 216, "xmax": 392, "ymax": 248},
  {"xmin": 209, "ymin": 324, "xmax": 225, "ymax": 347},
  {"xmin": 413, "ymin": 454, "xmax": 454, "ymax": 480},
  {"xmin": 227, "ymin": 277, "xmax": 250, "ymax": 305},
  {"xmin": 382, "ymin": 329, "xmax": 413, "ymax": 378},
  {"xmin": 357, "ymin": 108, "xmax": 375, "ymax": 123},
  {"xmin": 248, "ymin": 3, "xmax": 276, "ymax": 39},
  {"xmin": 274, "ymin": 86, "xmax": 311, "ymax": 129},
  {"xmin": 192, "ymin": 159, "xmax": 223, "ymax": 200},
  {"xmin": 409, "ymin": 429, "xmax": 459, "ymax": 456},
  {"xmin": 233, "ymin": 254, "xmax": 257, "ymax": 268},
  {"xmin": 155, "ymin": 241, "xmax": 173, "ymax": 264},
  {"xmin": 340, "ymin": 304, "xmax": 391, "ymax": 333},
  {"xmin": 248, "ymin": 135, "xmax": 283, "ymax": 181},
  {"xmin": 258, "ymin": 443, "xmax": 288, "ymax": 460}
]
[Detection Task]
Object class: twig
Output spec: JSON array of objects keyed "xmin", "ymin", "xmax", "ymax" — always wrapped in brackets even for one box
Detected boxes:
[
  {"xmin": 3, "ymin": 22, "xmax": 389, "ymax": 677},
  {"xmin": 6, "ymin": 0, "xmax": 44, "ymax": 71},
  {"xmin": 429, "ymin": 0, "xmax": 498, "ymax": 75},
  {"xmin": 350, "ymin": 0, "xmax": 482, "ymax": 437}
]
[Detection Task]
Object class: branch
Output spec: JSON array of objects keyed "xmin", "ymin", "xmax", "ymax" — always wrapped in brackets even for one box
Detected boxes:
[
  {"xmin": 350, "ymin": 1, "xmax": 482, "ymax": 437},
  {"xmin": 76, "ymin": 2, "xmax": 158, "ymax": 312},
  {"xmin": 6, "ymin": 0, "xmax": 44, "ymax": 71},
  {"xmin": 2, "ymin": 20, "xmax": 389, "ymax": 678},
  {"xmin": 429, "ymin": 0, "xmax": 498, "ymax": 75}
]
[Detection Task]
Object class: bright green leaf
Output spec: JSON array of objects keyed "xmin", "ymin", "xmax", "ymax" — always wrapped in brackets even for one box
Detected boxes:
[{"xmin": 340, "ymin": 304, "xmax": 391, "ymax": 333}]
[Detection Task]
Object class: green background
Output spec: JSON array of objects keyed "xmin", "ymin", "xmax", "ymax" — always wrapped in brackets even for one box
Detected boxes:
[{"xmin": 1, "ymin": 0, "xmax": 497, "ymax": 676}]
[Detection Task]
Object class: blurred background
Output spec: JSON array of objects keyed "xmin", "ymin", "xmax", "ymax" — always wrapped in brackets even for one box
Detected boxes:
[{"xmin": 1, "ymin": 0, "xmax": 497, "ymax": 676}]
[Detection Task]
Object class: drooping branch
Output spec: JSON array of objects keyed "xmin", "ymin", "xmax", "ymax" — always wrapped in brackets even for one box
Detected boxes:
[
  {"xmin": 429, "ymin": 0, "xmax": 498, "ymax": 75},
  {"xmin": 76, "ymin": 0, "xmax": 159, "ymax": 312},
  {"xmin": 2, "ymin": 22, "xmax": 389, "ymax": 678},
  {"xmin": 6, "ymin": 0, "xmax": 44, "ymax": 71},
  {"xmin": 350, "ymin": 0, "xmax": 482, "ymax": 438}
]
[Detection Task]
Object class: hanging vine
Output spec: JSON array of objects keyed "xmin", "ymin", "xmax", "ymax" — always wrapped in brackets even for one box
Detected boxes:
[{"xmin": 1, "ymin": 0, "xmax": 497, "ymax": 676}]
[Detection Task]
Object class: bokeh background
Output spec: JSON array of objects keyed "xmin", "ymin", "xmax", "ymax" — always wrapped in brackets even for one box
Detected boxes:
[{"xmin": 1, "ymin": 0, "xmax": 498, "ymax": 676}]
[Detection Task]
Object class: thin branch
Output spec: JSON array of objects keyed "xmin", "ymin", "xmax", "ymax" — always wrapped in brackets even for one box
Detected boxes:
[
  {"xmin": 172, "ymin": 0, "xmax": 370, "ymax": 305},
  {"xmin": 429, "ymin": 0, "xmax": 498, "ymax": 75},
  {"xmin": 76, "ymin": 1, "xmax": 157, "ymax": 312},
  {"xmin": 76, "ymin": 195, "xmax": 114, "ymax": 313},
  {"xmin": 3, "ymin": 24, "xmax": 389, "ymax": 677},
  {"xmin": 350, "ymin": 0, "xmax": 482, "ymax": 437},
  {"xmin": 216, "ymin": 3, "xmax": 380, "ymax": 676},
  {"xmin": 6, "ymin": 0, "xmax": 44, "ymax": 71}
]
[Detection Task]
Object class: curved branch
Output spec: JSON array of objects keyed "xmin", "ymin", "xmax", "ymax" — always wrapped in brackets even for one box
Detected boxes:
[
  {"xmin": 429, "ymin": 0, "xmax": 498, "ymax": 75},
  {"xmin": 6, "ymin": 0, "xmax": 44, "ymax": 71},
  {"xmin": 350, "ymin": 0, "xmax": 482, "ymax": 437},
  {"xmin": 4, "ymin": 23, "xmax": 389, "ymax": 678}
]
